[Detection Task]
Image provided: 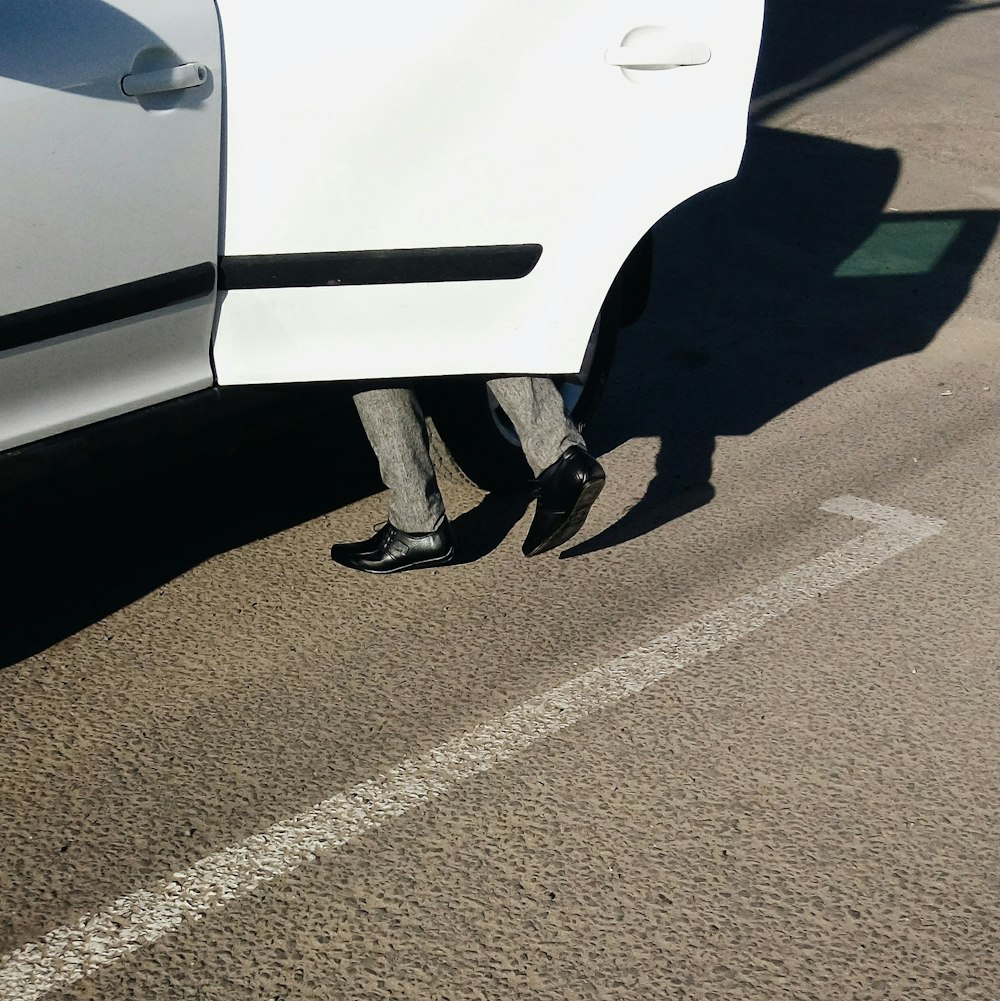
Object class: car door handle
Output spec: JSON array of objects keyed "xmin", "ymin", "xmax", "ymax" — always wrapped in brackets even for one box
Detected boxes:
[
  {"xmin": 121, "ymin": 63, "xmax": 208, "ymax": 98},
  {"xmin": 605, "ymin": 42, "xmax": 711, "ymax": 69}
]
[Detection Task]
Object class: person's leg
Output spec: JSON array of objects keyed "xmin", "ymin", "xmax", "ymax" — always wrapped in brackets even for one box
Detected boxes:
[
  {"xmin": 331, "ymin": 387, "xmax": 454, "ymax": 573},
  {"xmin": 485, "ymin": 376, "xmax": 584, "ymax": 477},
  {"xmin": 353, "ymin": 386, "xmax": 446, "ymax": 533},
  {"xmin": 486, "ymin": 376, "xmax": 605, "ymax": 556}
]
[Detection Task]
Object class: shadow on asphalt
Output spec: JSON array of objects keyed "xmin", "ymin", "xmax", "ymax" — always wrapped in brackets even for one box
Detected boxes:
[
  {"xmin": 2, "ymin": 0, "xmax": 999, "ymax": 666},
  {"xmin": 563, "ymin": 126, "xmax": 999, "ymax": 558},
  {"xmin": 751, "ymin": 0, "xmax": 1000, "ymax": 119},
  {"xmin": 0, "ymin": 392, "xmax": 384, "ymax": 669},
  {"xmin": 449, "ymin": 492, "xmax": 532, "ymax": 567}
]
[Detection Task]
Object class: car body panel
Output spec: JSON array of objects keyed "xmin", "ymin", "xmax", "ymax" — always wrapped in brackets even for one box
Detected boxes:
[
  {"xmin": 0, "ymin": 0, "xmax": 763, "ymax": 455},
  {"xmin": 0, "ymin": 0, "xmax": 222, "ymax": 451},
  {"xmin": 212, "ymin": 0, "xmax": 763, "ymax": 384}
]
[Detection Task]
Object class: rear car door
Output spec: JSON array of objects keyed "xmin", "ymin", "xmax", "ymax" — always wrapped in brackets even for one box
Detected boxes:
[
  {"xmin": 0, "ymin": 0, "xmax": 222, "ymax": 452},
  {"xmin": 212, "ymin": 0, "xmax": 763, "ymax": 385}
]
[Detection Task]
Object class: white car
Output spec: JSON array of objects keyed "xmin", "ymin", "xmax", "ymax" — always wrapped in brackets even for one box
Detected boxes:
[{"xmin": 0, "ymin": 0, "xmax": 763, "ymax": 487}]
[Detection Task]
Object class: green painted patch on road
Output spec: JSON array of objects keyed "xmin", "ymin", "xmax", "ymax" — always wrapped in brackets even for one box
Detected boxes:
[{"xmin": 835, "ymin": 218, "xmax": 963, "ymax": 277}]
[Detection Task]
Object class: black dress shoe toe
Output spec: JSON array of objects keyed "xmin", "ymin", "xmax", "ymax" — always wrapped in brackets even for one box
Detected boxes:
[
  {"xmin": 328, "ymin": 523, "xmax": 392, "ymax": 559},
  {"xmin": 522, "ymin": 446, "xmax": 605, "ymax": 557},
  {"xmin": 331, "ymin": 521, "xmax": 455, "ymax": 574}
]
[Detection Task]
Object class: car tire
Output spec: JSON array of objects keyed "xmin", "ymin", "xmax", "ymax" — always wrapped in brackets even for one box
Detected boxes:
[{"xmin": 425, "ymin": 284, "xmax": 620, "ymax": 492}]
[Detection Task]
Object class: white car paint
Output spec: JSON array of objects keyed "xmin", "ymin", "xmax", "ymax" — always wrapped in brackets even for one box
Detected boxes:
[
  {"xmin": 0, "ymin": 0, "xmax": 222, "ymax": 452},
  {"xmin": 0, "ymin": 0, "xmax": 762, "ymax": 453},
  {"xmin": 214, "ymin": 0, "xmax": 764, "ymax": 384}
]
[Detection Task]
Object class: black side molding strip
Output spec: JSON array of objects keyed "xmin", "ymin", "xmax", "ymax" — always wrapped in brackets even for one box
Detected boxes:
[
  {"xmin": 0, "ymin": 262, "xmax": 216, "ymax": 354},
  {"xmin": 0, "ymin": 246, "xmax": 540, "ymax": 353},
  {"xmin": 218, "ymin": 244, "xmax": 543, "ymax": 290}
]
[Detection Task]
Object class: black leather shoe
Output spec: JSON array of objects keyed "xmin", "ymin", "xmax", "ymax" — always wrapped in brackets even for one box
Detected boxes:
[
  {"xmin": 330, "ymin": 521, "xmax": 455, "ymax": 574},
  {"xmin": 328, "ymin": 523, "xmax": 391, "ymax": 559},
  {"xmin": 522, "ymin": 446, "xmax": 605, "ymax": 557}
]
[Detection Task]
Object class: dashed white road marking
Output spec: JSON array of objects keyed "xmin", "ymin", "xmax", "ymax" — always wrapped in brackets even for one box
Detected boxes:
[{"xmin": 0, "ymin": 497, "xmax": 945, "ymax": 1001}]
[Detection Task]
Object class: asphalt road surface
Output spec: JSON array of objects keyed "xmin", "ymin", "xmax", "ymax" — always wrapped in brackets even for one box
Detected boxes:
[{"xmin": 3, "ymin": 3, "xmax": 1000, "ymax": 999}]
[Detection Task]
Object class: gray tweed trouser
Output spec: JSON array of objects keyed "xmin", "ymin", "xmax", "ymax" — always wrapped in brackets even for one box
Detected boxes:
[{"xmin": 354, "ymin": 377, "xmax": 584, "ymax": 533}]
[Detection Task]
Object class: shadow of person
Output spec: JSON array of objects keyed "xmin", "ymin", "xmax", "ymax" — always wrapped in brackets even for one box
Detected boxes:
[
  {"xmin": 450, "ymin": 491, "xmax": 532, "ymax": 566},
  {"xmin": 563, "ymin": 125, "xmax": 1000, "ymax": 558}
]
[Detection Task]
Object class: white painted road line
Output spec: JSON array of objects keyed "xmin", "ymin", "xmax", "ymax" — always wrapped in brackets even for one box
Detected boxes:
[
  {"xmin": 0, "ymin": 497, "xmax": 945, "ymax": 1001},
  {"xmin": 749, "ymin": 25, "xmax": 917, "ymax": 118}
]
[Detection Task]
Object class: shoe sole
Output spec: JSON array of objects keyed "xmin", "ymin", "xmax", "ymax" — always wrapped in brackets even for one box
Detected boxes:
[
  {"xmin": 523, "ymin": 472, "xmax": 606, "ymax": 557},
  {"xmin": 348, "ymin": 548, "xmax": 457, "ymax": 575}
]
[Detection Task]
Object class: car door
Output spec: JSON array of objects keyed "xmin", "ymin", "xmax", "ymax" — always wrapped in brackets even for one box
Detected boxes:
[
  {"xmin": 212, "ymin": 0, "xmax": 763, "ymax": 387},
  {"xmin": 0, "ymin": 0, "xmax": 222, "ymax": 453}
]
